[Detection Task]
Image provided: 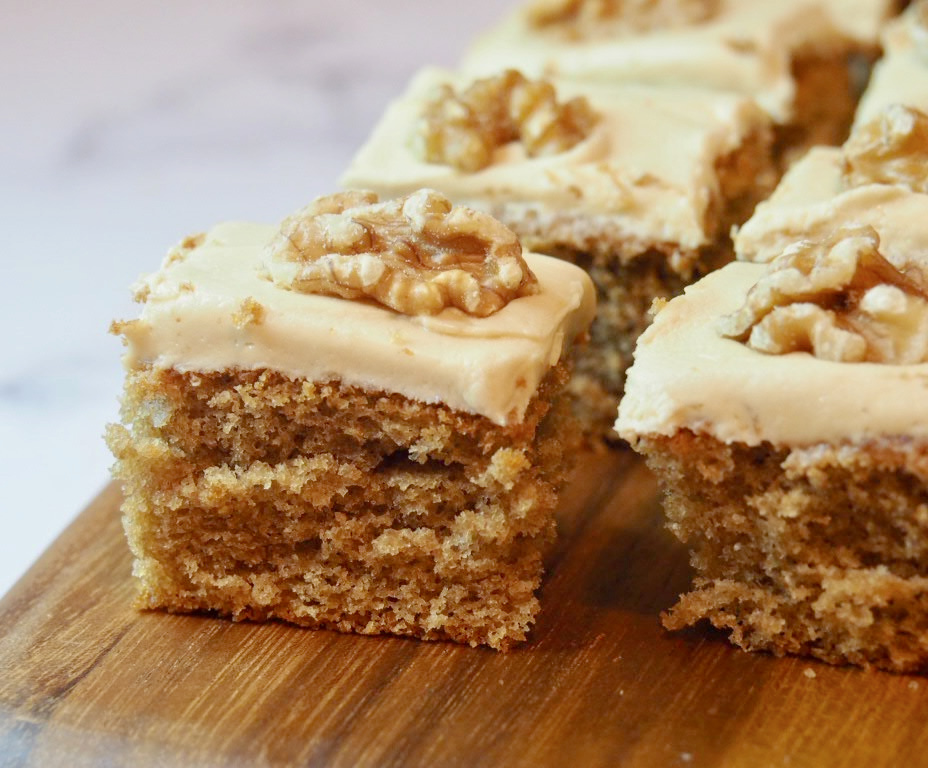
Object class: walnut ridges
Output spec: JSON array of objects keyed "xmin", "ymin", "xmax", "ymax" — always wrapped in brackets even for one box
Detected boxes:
[
  {"xmin": 264, "ymin": 189, "xmax": 538, "ymax": 317},
  {"xmin": 843, "ymin": 105, "xmax": 928, "ymax": 194},
  {"xmin": 417, "ymin": 70, "xmax": 597, "ymax": 173},
  {"xmin": 720, "ymin": 227, "xmax": 928, "ymax": 364}
]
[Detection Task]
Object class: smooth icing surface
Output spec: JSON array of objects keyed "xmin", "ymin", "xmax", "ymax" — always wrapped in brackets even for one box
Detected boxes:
[
  {"xmin": 120, "ymin": 221, "xmax": 596, "ymax": 426},
  {"xmin": 341, "ymin": 68, "xmax": 768, "ymax": 250},
  {"xmin": 734, "ymin": 147, "xmax": 928, "ymax": 281},
  {"xmin": 462, "ymin": 0, "xmax": 884, "ymax": 122},
  {"xmin": 615, "ymin": 261, "xmax": 928, "ymax": 446}
]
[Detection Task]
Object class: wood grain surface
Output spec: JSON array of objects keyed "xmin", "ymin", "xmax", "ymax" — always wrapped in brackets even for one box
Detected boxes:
[{"xmin": 2, "ymin": 451, "xmax": 927, "ymax": 768}]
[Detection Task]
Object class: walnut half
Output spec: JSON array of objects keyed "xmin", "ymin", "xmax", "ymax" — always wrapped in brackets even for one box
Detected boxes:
[
  {"xmin": 264, "ymin": 189, "xmax": 538, "ymax": 317},
  {"xmin": 843, "ymin": 105, "xmax": 928, "ymax": 193},
  {"xmin": 417, "ymin": 70, "xmax": 597, "ymax": 173},
  {"xmin": 720, "ymin": 227, "xmax": 928, "ymax": 364}
]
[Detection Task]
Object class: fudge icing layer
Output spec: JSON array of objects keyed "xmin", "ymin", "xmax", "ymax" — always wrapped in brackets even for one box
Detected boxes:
[
  {"xmin": 615, "ymin": 262, "xmax": 928, "ymax": 446},
  {"xmin": 120, "ymin": 222, "xmax": 596, "ymax": 426},
  {"xmin": 341, "ymin": 69, "xmax": 767, "ymax": 250},
  {"xmin": 735, "ymin": 147, "xmax": 928, "ymax": 277},
  {"xmin": 463, "ymin": 0, "xmax": 870, "ymax": 122}
]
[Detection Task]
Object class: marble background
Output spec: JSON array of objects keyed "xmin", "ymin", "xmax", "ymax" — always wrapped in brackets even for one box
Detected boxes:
[{"xmin": 0, "ymin": 0, "xmax": 517, "ymax": 598}]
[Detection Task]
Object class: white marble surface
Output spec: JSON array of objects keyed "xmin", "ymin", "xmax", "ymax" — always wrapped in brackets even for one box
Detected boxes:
[{"xmin": 0, "ymin": 0, "xmax": 516, "ymax": 599}]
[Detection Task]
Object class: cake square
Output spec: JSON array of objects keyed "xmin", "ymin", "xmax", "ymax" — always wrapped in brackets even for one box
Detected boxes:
[
  {"xmin": 462, "ymin": 0, "xmax": 903, "ymax": 156},
  {"xmin": 616, "ymin": 246, "xmax": 928, "ymax": 671},
  {"xmin": 341, "ymin": 67, "xmax": 775, "ymax": 438},
  {"xmin": 735, "ymin": 110, "xmax": 928, "ymax": 270},
  {"xmin": 107, "ymin": 190, "xmax": 595, "ymax": 650},
  {"xmin": 618, "ymin": 107, "xmax": 928, "ymax": 671}
]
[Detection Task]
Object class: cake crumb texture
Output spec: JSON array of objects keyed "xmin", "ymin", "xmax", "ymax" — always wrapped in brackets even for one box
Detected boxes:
[
  {"xmin": 641, "ymin": 431, "xmax": 928, "ymax": 672},
  {"xmin": 107, "ymin": 364, "xmax": 575, "ymax": 651}
]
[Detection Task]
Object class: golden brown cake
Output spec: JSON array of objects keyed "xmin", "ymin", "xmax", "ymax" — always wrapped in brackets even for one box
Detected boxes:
[
  {"xmin": 463, "ymin": 0, "xmax": 906, "ymax": 158},
  {"xmin": 618, "ymin": 105, "xmax": 928, "ymax": 671},
  {"xmin": 107, "ymin": 190, "xmax": 595, "ymax": 650},
  {"xmin": 341, "ymin": 68, "xmax": 776, "ymax": 438},
  {"xmin": 616, "ymin": 238, "xmax": 928, "ymax": 671}
]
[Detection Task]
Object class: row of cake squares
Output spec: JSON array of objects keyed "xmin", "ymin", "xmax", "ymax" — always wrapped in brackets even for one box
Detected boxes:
[
  {"xmin": 617, "ymin": 3, "xmax": 928, "ymax": 672},
  {"xmin": 341, "ymin": 0, "xmax": 907, "ymax": 438},
  {"xmin": 465, "ymin": 0, "xmax": 900, "ymax": 150},
  {"xmin": 107, "ymin": 0, "xmax": 911, "ymax": 653}
]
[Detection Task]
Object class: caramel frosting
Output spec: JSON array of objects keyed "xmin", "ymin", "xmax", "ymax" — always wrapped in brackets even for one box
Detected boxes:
[
  {"xmin": 734, "ymin": 146, "xmax": 928, "ymax": 282},
  {"xmin": 341, "ymin": 68, "xmax": 769, "ymax": 251},
  {"xmin": 835, "ymin": 0, "xmax": 915, "ymax": 44},
  {"xmin": 877, "ymin": 0, "xmax": 928, "ymax": 57},
  {"xmin": 856, "ymin": 7, "xmax": 928, "ymax": 127},
  {"xmin": 463, "ymin": 0, "xmax": 881, "ymax": 123},
  {"xmin": 615, "ymin": 261, "xmax": 928, "ymax": 446},
  {"xmin": 118, "ymin": 221, "xmax": 596, "ymax": 426}
]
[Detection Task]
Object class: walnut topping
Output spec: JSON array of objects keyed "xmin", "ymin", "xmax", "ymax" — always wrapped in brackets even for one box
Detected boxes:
[
  {"xmin": 843, "ymin": 105, "xmax": 928, "ymax": 193},
  {"xmin": 417, "ymin": 70, "xmax": 597, "ymax": 173},
  {"xmin": 525, "ymin": 0, "xmax": 719, "ymax": 35},
  {"xmin": 720, "ymin": 227, "xmax": 928, "ymax": 364},
  {"xmin": 264, "ymin": 189, "xmax": 538, "ymax": 317}
]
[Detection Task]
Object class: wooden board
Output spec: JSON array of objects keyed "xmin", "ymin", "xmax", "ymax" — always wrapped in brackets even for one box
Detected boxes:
[{"xmin": 2, "ymin": 451, "xmax": 928, "ymax": 768}]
